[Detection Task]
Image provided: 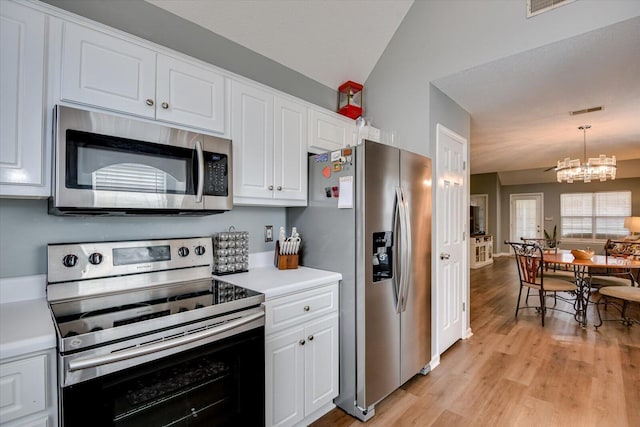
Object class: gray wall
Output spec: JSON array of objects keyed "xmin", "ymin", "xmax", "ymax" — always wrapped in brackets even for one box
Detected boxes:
[
  {"xmin": 470, "ymin": 173, "xmax": 501, "ymax": 243},
  {"xmin": 497, "ymin": 177, "xmax": 640, "ymax": 254},
  {"xmin": 40, "ymin": 0, "xmax": 336, "ymax": 110},
  {"xmin": 363, "ymin": 0, "xmax": 639, "ymax": 157},
  {"xmin": 0, "ymin": 199, "xmax": 285, "ymax": 278}
]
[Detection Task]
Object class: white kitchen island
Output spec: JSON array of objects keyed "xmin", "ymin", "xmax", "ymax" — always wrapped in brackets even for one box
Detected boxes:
[{"xmin": 214, "ymin": 266, "xmax": 342, "ymax": 427}]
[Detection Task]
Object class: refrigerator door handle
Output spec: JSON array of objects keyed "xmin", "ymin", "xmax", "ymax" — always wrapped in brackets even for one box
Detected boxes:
[
  {"xmin": 396, "ymin": 186, "xmax": 410, "ymax": 313},
  {"xmin": 394, "ymin": 187, "xmax": 403, "ymax": 313},
  {"xmin": 400, "ymin": 186, "xmax": 412, "ymax": 312}
]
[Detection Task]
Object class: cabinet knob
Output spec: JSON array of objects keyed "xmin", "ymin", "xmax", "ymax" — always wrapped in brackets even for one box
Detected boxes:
[
  {"xmin": 162, "ymin": 102, "xmax": 169, "ymax": 109},
  {"xmin": 268, "ymin": 185, "xmax": 274, "ymax": 190},
  {"xmin": 299, "ymin": 340, "xmax": 306, "ymax": 346},
  {"xmin": 303, "ymin": 305, "xmax": 310, "ymax": 312},
  {"xmin": 145, "ymin": 99, "xmax": 154, "ymax": 106},
  {"xmin": 277, "ymin": 186, "xmax": 282, "ymax": 191},
  {"xmin": 308, "ymin": 335, "xmax": 314, "ymax": 341}
]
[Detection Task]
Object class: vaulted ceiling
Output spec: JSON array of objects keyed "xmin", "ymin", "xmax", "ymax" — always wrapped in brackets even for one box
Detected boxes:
[{"xmin": 145, "ymin": 1, "xmax": 640, "ymax": 183}]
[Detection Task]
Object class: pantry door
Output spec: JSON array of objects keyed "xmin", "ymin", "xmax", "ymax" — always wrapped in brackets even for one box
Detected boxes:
[{"xmin": 435, "ymin": 124, "xmax": 468, "ymax": 357}]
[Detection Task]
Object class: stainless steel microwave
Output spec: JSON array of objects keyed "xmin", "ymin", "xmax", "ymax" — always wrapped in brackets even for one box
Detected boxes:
[{"xmin": 50, "ymin": 105, "xmax": 232, "ymax": 215}]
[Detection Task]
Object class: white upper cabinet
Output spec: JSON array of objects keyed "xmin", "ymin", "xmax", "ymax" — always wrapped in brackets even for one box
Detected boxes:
[
  {"xmin": 308, "ymin": 108, "xmax": 357, "ymax": 153},
  {"xmin": 61, "ymin": 21, "xmax": 156, "ymax": 119},
  {"xmin": 60, "ymin": 21, "xmax": 226, "ymax": 134},
  {"xmin": 232, "ymin": 80, "xmax": 307, "ymax": 206},
  {"xmin": 232, "ymin": 80, "xmax": 274, "ymax": 201},
  {"xmin": 155, "ymin": 54, "xmax": 225, "ymax": 132},
  {"xmin": 273, "ymin": 96, "xmax": 307, "ymax": 204},
  {"xmin": 0, "ymin": 0, "xmax": 49, "ymax": 197}
]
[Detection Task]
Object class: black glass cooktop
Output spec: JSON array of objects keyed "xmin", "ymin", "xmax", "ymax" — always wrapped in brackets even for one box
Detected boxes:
[{"xmin": 54, "ymin": 281, "xmax": 261, "ymax": 338}]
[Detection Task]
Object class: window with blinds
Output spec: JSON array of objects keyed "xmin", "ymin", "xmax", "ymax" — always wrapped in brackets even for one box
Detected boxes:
[{"xmin": 560, "ymin": 191, "xmax": 631, "ymax": 240}]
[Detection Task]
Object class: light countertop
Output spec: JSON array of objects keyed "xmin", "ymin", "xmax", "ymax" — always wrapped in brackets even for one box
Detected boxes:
[
  {"xmin": 213, "ymin": 266, "xmax": 342, "ymax": 299},
  {"xmin": 0, "ymin": 298, "xmax": 56, "ymax": 360}
]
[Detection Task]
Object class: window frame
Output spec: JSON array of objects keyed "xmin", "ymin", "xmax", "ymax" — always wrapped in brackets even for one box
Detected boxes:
[{"xmin": 560, "ymin": 190, "xmax": 631, "ymax": 243}]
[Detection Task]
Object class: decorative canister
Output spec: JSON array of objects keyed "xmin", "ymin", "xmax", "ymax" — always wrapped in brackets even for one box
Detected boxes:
[{"xmin": 213, "ymin": 227, "xmax": 249, "ymax": 274}]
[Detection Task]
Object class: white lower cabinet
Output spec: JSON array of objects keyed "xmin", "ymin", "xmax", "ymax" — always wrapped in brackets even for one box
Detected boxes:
[
  {"xmin": 0, "ymin": 349, "xmax": 57, "ymax": 427},
  {"xmin": 265, "ymin": 284, "xmax": 339, "ymax": 427}
]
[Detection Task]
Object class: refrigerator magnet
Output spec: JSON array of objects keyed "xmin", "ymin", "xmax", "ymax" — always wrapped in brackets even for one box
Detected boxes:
[
  {"xmin": 314, "ymin": 153, "xmax": 329, "ymax": 163},
  {"xmin": 331, "ymin": 150, "xmax": 341, "ymax": 162},
  {"xmin": 322, "ymin": 166, "xmax": 331, "ymax": 178},
  {"xmin": 332, "ymin": 161, "xmax": 342, "ymax": 172}
]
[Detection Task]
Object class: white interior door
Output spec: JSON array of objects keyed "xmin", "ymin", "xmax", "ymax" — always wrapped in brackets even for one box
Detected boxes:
[
  {"xmin": 436, "ymin": 124, "xmax": 468, "ymax": 356},
  {"xmin": 509, "ymin": 193, "xmax": 544, "ymax": 242}
]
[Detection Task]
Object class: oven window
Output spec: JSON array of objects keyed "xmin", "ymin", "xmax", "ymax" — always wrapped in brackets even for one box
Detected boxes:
[
  {"xmin": 66, "ymin": 130, "xmax": 195, "ymax": 195},
  {"xmin": 62, "ymin": 327, "xmax": 264, "ymax": 427}
]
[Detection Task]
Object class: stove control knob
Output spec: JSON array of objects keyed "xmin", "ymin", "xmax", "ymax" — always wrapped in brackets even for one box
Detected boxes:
[
  {"xmin": 62, "ymin": 254, "xmax": 78, "ymax": 268},
  {"xmin": 195, "ymin": 245, "xmax": 206, "ymax": 256},
  {"xmin": 88, "ymin": 252, "xmax": 103, "ymax": 265},
  {"xmin": 178, "ymin": 247, "xmax": 190, "ymax": 257}
]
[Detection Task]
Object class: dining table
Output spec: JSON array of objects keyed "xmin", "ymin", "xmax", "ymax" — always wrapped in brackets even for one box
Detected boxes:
[{"xmin": 542, "ymin": 250, "xmax": 640, "ymax": 327}]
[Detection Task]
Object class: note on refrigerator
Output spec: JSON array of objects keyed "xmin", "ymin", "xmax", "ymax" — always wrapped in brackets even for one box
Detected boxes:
[{"xmin": 338, "ymin": 176, "xmax": 353, "ymax": 209}]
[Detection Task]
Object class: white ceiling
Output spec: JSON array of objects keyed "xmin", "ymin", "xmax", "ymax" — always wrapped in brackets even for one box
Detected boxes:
[
  {"xmin": 145, "ymin": 0, "xmax": 414, "ymax": 90},
  {"xmin": 145, "ymin": 1, "xmax": 639, "ymax": 182},
  {"xmin": 433, "ymin": 16, "xmax": 640, "ymax": 178}
]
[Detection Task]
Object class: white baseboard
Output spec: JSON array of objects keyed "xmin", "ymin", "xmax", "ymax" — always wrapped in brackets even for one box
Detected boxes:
[{"xmin": 492, "ymin": 252, "xmax": 511, "ymax": 258}]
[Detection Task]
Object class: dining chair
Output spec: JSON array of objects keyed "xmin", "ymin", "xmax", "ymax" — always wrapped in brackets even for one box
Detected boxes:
[
  {"xmin": 519, "ymin": 238, "xmax": 574, "ymax": 305},
  {"xmin": 506, "ymin": 241, "xmax": 578, "ymax": 326},
  {"xmin": 594, "ymin": 285, "xmax": 640, "ymax": 329},
  {"xmin": 588, "ymin": 239, "xmax": 638, "ymax": 288}
]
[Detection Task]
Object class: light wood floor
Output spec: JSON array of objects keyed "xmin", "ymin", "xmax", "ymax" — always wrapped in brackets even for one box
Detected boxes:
[{"xmin": 311, "ymin": 256, "xmax": 640, "ymax": 427}]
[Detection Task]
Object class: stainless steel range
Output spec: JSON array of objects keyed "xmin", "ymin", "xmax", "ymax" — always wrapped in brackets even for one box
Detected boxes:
[{"xmin": 46, "ymin": 237, "xmax": 265, "ymax": 427}]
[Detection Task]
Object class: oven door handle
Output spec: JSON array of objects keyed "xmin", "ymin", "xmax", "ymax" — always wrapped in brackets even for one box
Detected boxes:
[{"xmin": 68, "ymin": 311, "xmax": 264, "ymax": 372}]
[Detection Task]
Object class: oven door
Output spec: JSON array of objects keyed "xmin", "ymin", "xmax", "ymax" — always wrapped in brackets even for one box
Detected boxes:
[
  {"xmin": 60, "ymin": 319, "xmax": 264, "ymax": 426},
  {"xmin": 52, "ymin": 105, "xmax": 232, "ymax": 214}
]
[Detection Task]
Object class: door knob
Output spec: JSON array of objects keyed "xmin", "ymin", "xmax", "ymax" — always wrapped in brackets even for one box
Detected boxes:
[
  {"xmin": 308, "ymin": 335, "xmax": 314, "ymax": 341},
  {"xmin": 145, "ymin": 99, "xmax": 154, "ymax": 106},
  {"xmin": 161, "ymin": 102, "xmax": 169, "ymax": 109},
  {"xmin": 440, "ymin": 253, "xmax": 451, "ymax": 260},
  {"xmin": 268, "ymin": 185, "xmax": 274, "ymax": 190},
  {"xmin": 299, "ymin": 340, "xmax": 306, "ymax": 346}
]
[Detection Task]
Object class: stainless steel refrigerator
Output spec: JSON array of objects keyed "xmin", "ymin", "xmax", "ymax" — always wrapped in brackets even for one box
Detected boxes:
[{"xmin": 287, "ymin": 140, "xmax": 432, "ymax": 421}]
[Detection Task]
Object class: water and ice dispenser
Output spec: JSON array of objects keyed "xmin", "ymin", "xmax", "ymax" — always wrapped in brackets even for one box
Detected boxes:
[{"xmin": 372, "ymin": 231, "xmax": 393, "ymax": 282}]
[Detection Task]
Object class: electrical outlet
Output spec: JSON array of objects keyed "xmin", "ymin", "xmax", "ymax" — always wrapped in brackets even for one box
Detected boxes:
[{"xmin": 264, "ymin": 225, "xmax": 273, "ymax": 242}]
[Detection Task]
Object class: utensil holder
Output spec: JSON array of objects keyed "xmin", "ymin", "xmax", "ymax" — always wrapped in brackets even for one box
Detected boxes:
[{"xmin": 274, "ymin": 241, "xmax": 298, "ymax": 270}]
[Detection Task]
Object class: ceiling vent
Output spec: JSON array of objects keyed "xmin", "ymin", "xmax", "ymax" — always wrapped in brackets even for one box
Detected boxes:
[
  {"xmin": 527, "ymin": 0, "xmax": 576, "ymax": 18},
  {"xmin": 570, "ymin": 106, "xmax": 604, "ymax": 116}
]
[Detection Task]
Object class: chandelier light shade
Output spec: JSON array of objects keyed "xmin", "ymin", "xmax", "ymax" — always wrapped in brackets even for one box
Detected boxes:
[{"xmin": 556, "ymin": 125, "xmax": 616, "ymax": 183}]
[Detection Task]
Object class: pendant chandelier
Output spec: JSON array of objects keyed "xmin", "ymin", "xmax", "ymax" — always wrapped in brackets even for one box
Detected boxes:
[{"xmin": 556, "ymin": 125, "xmax": 616, "ymax": 183}]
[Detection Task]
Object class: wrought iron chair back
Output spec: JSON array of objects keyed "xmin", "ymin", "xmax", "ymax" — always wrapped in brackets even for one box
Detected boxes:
[{"xmin": 506, "ymin": 241, "xmax": 577, "ymax": 326}]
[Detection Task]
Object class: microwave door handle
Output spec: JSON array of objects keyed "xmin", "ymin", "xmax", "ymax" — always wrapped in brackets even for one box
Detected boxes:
[{"xmin": 195, "ymin": 139, "xmax": 204, "ymax": 203}]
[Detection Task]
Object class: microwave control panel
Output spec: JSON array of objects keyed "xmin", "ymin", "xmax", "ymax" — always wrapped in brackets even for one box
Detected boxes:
[{"xmin": 203, "ymin": 152, "xmax": 228, "ymax": 196}]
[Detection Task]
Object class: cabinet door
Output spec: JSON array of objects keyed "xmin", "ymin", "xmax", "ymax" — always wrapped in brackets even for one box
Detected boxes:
[
  {"xmin": 308, "ymin": 109, "xmax": 356, "ymax": 153},
  {"xmin": 231, "ymin": 80, "xmax": 274, "ymax": 201},
  {"xmin": 274, "ymin": 97, "xmax": 307, "ymax": 205},
  {"xmin": 155, "ymin": 54, "xmax": 225, "ymax": 133},
  {"xmin": 61, "ymin": 21, "xmax": 156, "ymax": 118},
  {"xmin": 304, "ymin": 314, "xmax": 339, "ymax": 416},
  {"xmin": 266, "ymin": 328, "xmax": 305, "ymax": 427},
  {"xmin": 0, "ymin": 354, "xmax": 47, "ymax": 423},
  {"xmin": 0, "ymin": 1, "xmax": 48, "ymax": 196}
]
